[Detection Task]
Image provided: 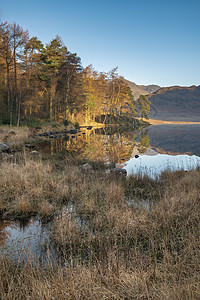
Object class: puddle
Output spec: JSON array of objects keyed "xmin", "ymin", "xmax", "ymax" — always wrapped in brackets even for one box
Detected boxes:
[
  {"xmin": 0, "ymin": 217, "xmax": 56, "ymax": 263},
  {"xmin": 0, "ymin": 204, "xmax": 89, "ymax": 263}
]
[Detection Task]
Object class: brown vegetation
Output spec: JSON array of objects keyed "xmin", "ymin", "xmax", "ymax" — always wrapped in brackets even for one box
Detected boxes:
[
  {"xmin": 0, "ymin": 126, "xmax": 30, "ymax": 148},
  {"xmin": 0, "ymin": 155, "xmax": 199, "ymax": 299}
]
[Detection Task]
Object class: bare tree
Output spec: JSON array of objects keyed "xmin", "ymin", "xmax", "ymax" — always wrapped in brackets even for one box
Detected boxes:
[
  {"xmin": 0, "ymin": 22, "xmax": 13, "ymax": 123},
  {"xmin": 9, "ymin": 22, "xmax": 28, "ymax": 126}
]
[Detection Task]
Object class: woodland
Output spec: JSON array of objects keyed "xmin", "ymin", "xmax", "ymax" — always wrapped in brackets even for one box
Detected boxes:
[{"xmin": 0, "ymin": 21, "xmax": 150, "ymax": 127}]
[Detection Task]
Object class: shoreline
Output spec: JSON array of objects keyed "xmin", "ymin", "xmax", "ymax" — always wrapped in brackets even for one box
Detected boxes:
[{"xmin": 140, "ymin": 118, "xmax": 200, "ymax": 125}]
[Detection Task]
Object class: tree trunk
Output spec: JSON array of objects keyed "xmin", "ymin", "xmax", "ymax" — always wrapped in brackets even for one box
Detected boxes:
[
  {"xmin": 13, "ymin": 35, "xmax": 17, "ymax": 125},
  {"xmin": 10, "ymin": 98, "xmax": 13, "ymax": 127},
  {"xmin": 6, "ymin": 62, "xmax": 11, "ymax": 119},
  {"xmin": 17, "ymin": 83, "xmax": 21, "ymax": 126},
  {"xmin": 50, "ymin": 93, "xmax": 53, "ymax": 122}
]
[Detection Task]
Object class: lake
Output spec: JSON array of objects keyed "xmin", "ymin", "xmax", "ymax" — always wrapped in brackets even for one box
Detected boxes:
[
  {"xmin": 123, "ymin": 124, "xmax": 200, "ymax": 178},
  {"xmin": 35, "ymin": 123, "xmax": 200, "ymax": 177}
]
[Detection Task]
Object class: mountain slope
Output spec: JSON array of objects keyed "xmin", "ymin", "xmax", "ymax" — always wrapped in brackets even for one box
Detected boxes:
[
  {"xmin": 124, "ymin": 79, "xmax": 160, "ymax": 100},
  {"xmin": 148, "ymin": 85, "xmax": 200, "ymax": 121}
]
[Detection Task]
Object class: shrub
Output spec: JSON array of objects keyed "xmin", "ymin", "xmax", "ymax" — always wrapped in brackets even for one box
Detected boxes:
[
  {"xmin": 63, "ymin": 118, "xmax": 69, "ymax": 126},
  {"xmin": 74, "ymin": 121, "xmax": 79, "ymax": 129}
]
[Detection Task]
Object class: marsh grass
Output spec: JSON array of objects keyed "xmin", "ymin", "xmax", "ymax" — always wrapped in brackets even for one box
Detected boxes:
[{"xmin": 0, "ymin": 155, "xmax": 200, "ymax": 299}]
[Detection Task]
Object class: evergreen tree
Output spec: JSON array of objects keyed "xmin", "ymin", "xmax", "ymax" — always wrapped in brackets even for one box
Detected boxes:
[{"xmin": 137, "ymin": 95, "xmax": 151, "ymax": 119}]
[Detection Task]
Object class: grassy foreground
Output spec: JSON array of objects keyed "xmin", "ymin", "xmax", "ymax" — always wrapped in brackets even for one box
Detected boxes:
[{"xmin": 0, "ymin": 155, "xmax": 200, "ymax": 299}]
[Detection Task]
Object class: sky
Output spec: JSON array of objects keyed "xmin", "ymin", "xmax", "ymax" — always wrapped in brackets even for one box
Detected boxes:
[{"xmin": 0, "ymin": 0, "xmax": 200, "ymax": 87}]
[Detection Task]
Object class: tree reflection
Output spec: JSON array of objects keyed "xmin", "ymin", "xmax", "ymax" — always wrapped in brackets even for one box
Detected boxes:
[
  {"xmin": 0, "ymin": 219, "xmax": 11, "ymax": 246},
  {"xmin": 37, "ymin": 125, "xmax": 151, "ymax": 164},
  {"xmin": 137, "ymin": 129, "xmax": 150, "ymax": 154}
]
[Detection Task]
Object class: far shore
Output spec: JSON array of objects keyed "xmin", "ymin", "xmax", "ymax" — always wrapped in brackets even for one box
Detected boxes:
[{"xmin": 140, "ymin": 118, "xmax": 200, "ymax": 125}]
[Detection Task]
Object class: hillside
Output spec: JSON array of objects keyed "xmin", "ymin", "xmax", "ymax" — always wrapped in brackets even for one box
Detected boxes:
[
  {"xmin": 148, "ymin": 85, "xmax": 200, "ymax": 121},
  {"xmin": 124, "ymin": 79, "xmax": 160, "ymax": 100}
]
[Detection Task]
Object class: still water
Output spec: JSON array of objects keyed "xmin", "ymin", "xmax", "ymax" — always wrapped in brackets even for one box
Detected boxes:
[
  {"xmin": 36, "ymin": 124, "xmax": 200, "ymax": 177},
  {"xmin": 0, "ymin": 217, "xmax": 55, "ymax": 262}
]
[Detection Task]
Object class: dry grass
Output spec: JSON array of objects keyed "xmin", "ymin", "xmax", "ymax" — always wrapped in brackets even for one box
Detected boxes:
[
  {"xmin": 0, "ymin": 156, "xmax": 82, "ymax": 216},
  {"xmin": 0, "ymin": 156, "xmax": 200, "ymax": 299},
  {"xmin": 0, "ymin": 245, "xmax": 199, "ymax": 300},
  {"xmin": 0, "ymin": 126, "xmax": 34, "ymax": 151}
]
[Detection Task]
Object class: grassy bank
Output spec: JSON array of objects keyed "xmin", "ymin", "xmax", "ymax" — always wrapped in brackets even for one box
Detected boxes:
[
  {"xmin": 0, "ymin": 123, "xmax": 76, "ymax": 153},
  {"xmin": 0, "ymin": 154, "xmax": 199, "ymax": 299}
]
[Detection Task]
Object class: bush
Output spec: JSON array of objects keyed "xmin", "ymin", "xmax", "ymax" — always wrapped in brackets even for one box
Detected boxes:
[
  {"xmin": 74, "ymin": 121, "xmax": 79, "ymax": 129},
  {"xmin": 22, "ymin": 118, "xmax": 42, "ymax": 128},
  {"xmin": 63, "ymin": 118, "xmax": 69, "ymax": 126}
]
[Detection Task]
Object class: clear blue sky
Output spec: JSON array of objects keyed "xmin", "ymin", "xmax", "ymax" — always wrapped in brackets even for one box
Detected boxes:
[{"xmin": 1, "ymin": 0, "xmax": 200, "ymax": 87}]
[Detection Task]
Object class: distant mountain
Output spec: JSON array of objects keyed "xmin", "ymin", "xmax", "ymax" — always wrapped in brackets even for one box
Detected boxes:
[
  {"xmin": 148, "ymin": 85, "xmax": 200, "ymax": 122},
  {"xmin": 138, "ymin": 84, "xmax": 161, "ymax": 94},
  {"xmin": 124, "ymin": 79, "xmax": 161, "ymax": 100}
]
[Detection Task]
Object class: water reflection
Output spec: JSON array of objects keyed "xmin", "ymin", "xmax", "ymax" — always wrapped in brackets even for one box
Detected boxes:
[
  {"xmin": 0, "ymin": 219, "xmax": 11, "ymax": 246},
  {"xmin": 124, "ymin": 154, "xmax": 200, "ymax": 179},
  {"xmin": 148, "ymin": 124, "xmax": 200, "ymax": 156},
  {"xmin": 37, "ymin": 126, "xmax": 150, "ymax": 165},
  {"xmin": 36, "ymin": 124, "xmax": 200, "ymax": 165},
  {"xmin": 0, "ymin": 217, "xmax": 55, "ymax": 262}
]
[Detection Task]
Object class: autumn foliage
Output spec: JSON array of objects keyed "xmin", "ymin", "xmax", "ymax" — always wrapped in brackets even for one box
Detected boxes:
[{"xmin": 0, "ymin": 20, "xmax": 142, "ymax": 126}]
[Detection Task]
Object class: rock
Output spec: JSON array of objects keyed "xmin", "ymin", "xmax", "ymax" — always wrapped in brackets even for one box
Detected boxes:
[
  {"xmin": 110, "ymin": 168, "xmax": 127, "ymax": 176},
  {"xmin": 81, "ymin": 163, "xmax": 93, "ymax": 173},
  {"xmin": 24, "ymin": 144, "xmax": 36, "ymax": 151},
  {"xmin": 70, "ymin": 129, "xmax": 77, "ymax": 134},
  {"xmin": 29, "ymin": 150, "xmax": 40, "ymax": 156},
  {"xmin": 0, "ymin": 143, "xmax": 10, "ymax": 153}
]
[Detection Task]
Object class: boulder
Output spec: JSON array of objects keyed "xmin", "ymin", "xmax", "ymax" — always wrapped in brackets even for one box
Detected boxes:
[
  {"xmin": 70, "ymin": 129, "xmax": 77, "ymax": 134},
  {"xmin": 0, "ymin": 143, "xmax": 10, "ymax": 153},
  {"xmin": 110, "ymin": 168, "xmax": 127, "ymax": 176},
  {"xmin": 81, "ymin": 163, "xmax": 93, "ymax": 173},
  {"xmin": 29, "ymin": 150, "xmax": 40, "ymax": 156}
]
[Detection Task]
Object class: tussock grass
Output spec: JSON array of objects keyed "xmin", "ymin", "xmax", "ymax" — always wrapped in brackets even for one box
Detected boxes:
[{"xmin": 0, "ymin": 156, "xmax": 200, "ymax": 299}]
